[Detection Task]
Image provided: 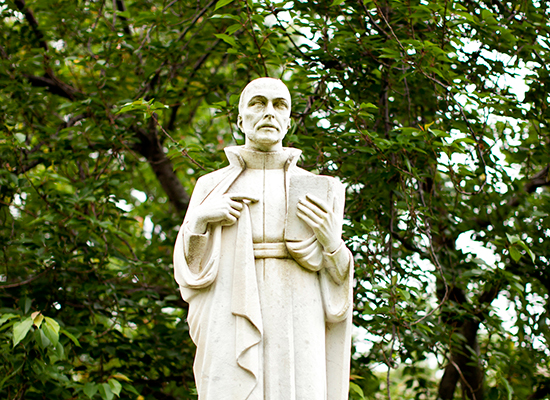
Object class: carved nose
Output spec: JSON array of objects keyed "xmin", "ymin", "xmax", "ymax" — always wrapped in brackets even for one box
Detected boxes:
[{"xmin": 264, "ymin": 102, "xmax": 275, "ymax": 117}]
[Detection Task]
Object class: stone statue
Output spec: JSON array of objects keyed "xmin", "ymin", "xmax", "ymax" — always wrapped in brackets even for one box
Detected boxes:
[{"xmin": 173, "ymin": 78, "xmax": 354, "ymax": 400}]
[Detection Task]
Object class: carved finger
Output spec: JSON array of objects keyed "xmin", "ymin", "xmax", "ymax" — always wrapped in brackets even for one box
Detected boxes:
[
  {"xmin": 305, "ymin": 194, "xmax": 329, "ymax": 213},
  {"xmin": 228, "ymin": 208, "xmax": 241, "ymax": 219},
  {"xmin": 228, "ymin": 199, "xmax": 244, "ymax": 211},
  {"xmin": 229, "ymin": 194, "xmax": 260, "ymax": 203},
  {"xmin": 299, "ymin": 198, "xmax": 328, "ymax": 220},
  {"xmin": 220, "ymin": 214, "xmax": 237, "ymax": 226},
  {"xmin": 297, "ymin": 208, "xmax": 320, "ymax": 229},
  {"xmin": 297, "ymin": 202, "xmax": 323, "ymax": 225}
]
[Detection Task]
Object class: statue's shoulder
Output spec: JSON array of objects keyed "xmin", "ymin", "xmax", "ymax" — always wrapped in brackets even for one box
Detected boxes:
[{"xmin": 194, "ymin": 165, "xmax": 235, "ymax": 191}]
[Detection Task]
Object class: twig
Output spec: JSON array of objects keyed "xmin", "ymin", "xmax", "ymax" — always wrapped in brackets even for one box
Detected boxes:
[
  {"xmin": 372, "ymin": 0, "xmax": 406, "ymax": 53},
  {"xmin": 411, "ymin": 238, "xmax": 450, "ymax": 325},
  {"xmin": 150, "ymin": 113, "xmax": 205, "ymax": 170},
  {"xmin": 269, "ymin": 4, "xmax": 308, "ymax": 58},
  {"xmin": 162, "ymin": 0, "xmax": 179, "ymax": 13},
  {"xmin": 358, "ymin": 0, "xmax": 392, "ymax": 40},
  {"xmin": 114, "ymin": 233, "xmax": 138, "ymax": 261},
  {"xmin": 244, "ymin": 1, "xmax": 268, "ymax": 76},
  {"xmin": 91, "ymin": 0, "xmax": 107, "ymax": 31},
  {"xmin": 411, "ymin": 181, "xmax": 450, "ymax": 325},
  {"xmin": 111, "ymin": 0, "xmax": 117, "ymax": 31},
  {"xmin": 0, "ymin": 267, "xmax": 51, "ymax": 289},
  {"xmin": 450, "ymin": 359, "xmax": 477, "ymax": 400},
  {"xmin": 440, "ymin": 0, "xmax": 449, "ymax": 48},
  {"xmin": 176, "ymin": 0, "xmax": 217, "ymax": 44}
]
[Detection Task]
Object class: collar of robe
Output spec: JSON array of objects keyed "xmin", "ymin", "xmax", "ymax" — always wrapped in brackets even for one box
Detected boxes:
[{"xmin": 224, "ymin": 145, "xmax": 302, "ymax": 171}]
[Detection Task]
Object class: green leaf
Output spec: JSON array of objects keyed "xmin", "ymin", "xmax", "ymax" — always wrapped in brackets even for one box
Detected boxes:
[
  {"xmin": 35, "ymin": 329, "xmax": 51, "ymax": 349},
  {"xmin": 209, "ymin": 13, "xmax": 241, "ymax": 21},
  {"xmin": 398, "ymin": 288, "xmax": 411, "ymax": 300},
  {"xmin": 516, "ymin": 240, "xmax": 536, "ymax": 263},
  {"xmin": 42, "ymin": 317, "xmax": 60, "ymax": 347},
  {"xmin": 61, "ymin": 328, "xmax": 81, "ymax": 347},
  {"xmin": 83, "ymin": 382, "xmax": 98, "ymax": 399},
  {"xmin": 116, "ymin": 10, "xmax": 131, "ymax": 19},
  {"xmin": 214, "ymin": 0, "xmax": 235, "ymax": 11},
  {"xmin": 21, "ymin": 297, "xmax": 32, "ymax": 314},
  {"xmin": 350, "ymin": 382, "xmax": 366, "ymax": 399},
  {"xmin": 506, "ymin": 233, "xmax": 520, "ymax": 244},
  {"xmin": 52, "ymin": 342, "xmax": 66, "ymax": 359},
  {"xmin": 509, "ymin": 246, "xmax": 522, "ymax": 262},
  {"xmin": 99, "ymin": 382, "xmax": 114, "ymax": 400},
  {"xmin": 13, "ymin": 316, "xmax": 33, "ymax": 347},
  {"xmin": 122, "ymin": 383, "xmax": 140, "ymax": 396},
  {"xmin": 331, "ymin": 0, "xmax": 345, "ymax": 5},
  {"xmin": 359, "ymin": 102, "xmax": 377, "ymax": 109},
  {"xmin": 214, "ymin": 33, "xmax": 237, "ymax": 47},
  {"xmin": 108, "ymin": 378, "xmax": 122, "ymax": 396},
  {"xmin": 31, "ymin": 311, "xmax": 44, "ymax": 328},
  {"xmin": 112, "ymin": 373, "xmax": 131, "ymax": 382},
  {"xmin": 0, "ymin": 361, "xmax": 24, "ymax": 391},
  {"xmin": 225, "ymin": 23, "xmax": 241, "ymax": 36},
  {"xmin": 498, "ymin": 372, "xmax": 514, "ymax": 400},
  {"xmin": 15, "ymin": 133, "xmax": 26, "ymax": 143},
  {"xmin": 0, "ymin": 313, "xmax": 17, "ymax": 326}
]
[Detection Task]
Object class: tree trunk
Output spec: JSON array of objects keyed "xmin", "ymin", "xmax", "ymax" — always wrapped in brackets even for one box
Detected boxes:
[
  {"xmin": 438, "ymin": 319, "xmax": 483, "ymax": 400},
  {"xmin": 133, "ymin": 126, "xmax": 190, "ymax": 216}
]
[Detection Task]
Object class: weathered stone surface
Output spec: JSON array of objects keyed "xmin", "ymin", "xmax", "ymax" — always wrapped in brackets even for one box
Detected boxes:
[{"xmin": 173, "ymin": 78, "xmax": 354, "ymax": 400}]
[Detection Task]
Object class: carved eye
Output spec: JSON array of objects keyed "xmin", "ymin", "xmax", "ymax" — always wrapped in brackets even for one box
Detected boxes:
[
  {"xmin": 274, "ymin": 100, "xmax": 289, "ymax": 110},
  {"xmin": 248, "ymin": 97, "xmax": 266, "ymax": 108}
]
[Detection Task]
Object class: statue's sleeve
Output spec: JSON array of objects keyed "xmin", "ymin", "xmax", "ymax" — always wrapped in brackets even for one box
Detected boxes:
[
  {"xmin": 173, "ymin": 178, "xmax": 223, "ymax": 296},
  {"xmin": 182, "ymin": 224, "xmax": 211, "ymax": 274},
  {"xmin": 322, "ymin": 242, "xmax": 352, "ymax": 284},
  {"xmin": 285, "ymin": 178, "xmax": 353, "ymax": 322},
  {"xmin": 321, "ymin": 181, "xmax": 351, "ymax": 285}
]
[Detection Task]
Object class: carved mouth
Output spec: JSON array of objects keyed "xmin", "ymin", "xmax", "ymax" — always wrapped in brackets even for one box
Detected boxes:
[{"xmin": 258, "ymin": 123, "xmax": 278, "ymax": 131}]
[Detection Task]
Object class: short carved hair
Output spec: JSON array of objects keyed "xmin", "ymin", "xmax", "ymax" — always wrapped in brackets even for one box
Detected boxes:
[{"xmin": 238, "ymin": 77, "xmax": 291, "ymax": 115}]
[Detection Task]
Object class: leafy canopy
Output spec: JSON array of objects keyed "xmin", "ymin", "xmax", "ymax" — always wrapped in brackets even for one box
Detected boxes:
[{"xmin": 1, "ymin": 0, "xmax": 549, "ymax": 399}]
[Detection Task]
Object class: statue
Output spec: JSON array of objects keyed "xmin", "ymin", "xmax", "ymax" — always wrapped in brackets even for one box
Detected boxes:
[{"xmin": 173, "ymin": 78, "xmax": 354, "ymax": 400}]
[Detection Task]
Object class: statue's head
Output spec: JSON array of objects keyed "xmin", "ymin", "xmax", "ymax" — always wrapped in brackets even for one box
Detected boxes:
[{"xmin": 238, "ymin": 77, "xmax": 291, "ymax": 152}]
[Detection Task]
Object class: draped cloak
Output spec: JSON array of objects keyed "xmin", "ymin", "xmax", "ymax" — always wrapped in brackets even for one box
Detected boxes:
[{"xmin": 173, "ymin": 146, "xmax": 354, "ymax": 400}]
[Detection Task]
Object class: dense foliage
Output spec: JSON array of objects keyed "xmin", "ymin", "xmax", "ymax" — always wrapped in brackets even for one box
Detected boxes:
[{"xmin": 1, "ymin": 0, "xmax": 549, "ymax": 399}]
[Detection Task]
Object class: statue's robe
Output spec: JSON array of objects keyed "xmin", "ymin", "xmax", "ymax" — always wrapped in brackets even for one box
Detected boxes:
[{"xmin": 173, "ymin": 146, "xmax": 353, "ymax": 400}]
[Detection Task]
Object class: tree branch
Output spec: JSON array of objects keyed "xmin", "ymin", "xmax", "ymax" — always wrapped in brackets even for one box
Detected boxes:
[
  {"xmin": 12, "ymin": 0, "xmax": 48, "ymax": 51},
  {"xmin": 391, "ymin": 231, "xmax": 429, "ymax": 258},
  {"xmin": 508, "ymin": 165, "xmax": 550, "ymax": 207},
  {"xmin": 133, "ymin": 126, "xmax": 190, "ymax": 215},
  {"xmin": 358, "ymin": 0, "xmax": 392, "ymax": 39},
  {"xmin": 0, "ymin": 267, "xmax": 51, "ymax": 289},
  {"xmin": 115, "ymin": 0, "xmax": 132, "ymax": 36},
  {"xmin": 176, "ymin": 0, "xmax": 217, "ymax": 45},
  {"xmin": 22, "ymin": 73, "xmax": 78, "ymax": 100}
]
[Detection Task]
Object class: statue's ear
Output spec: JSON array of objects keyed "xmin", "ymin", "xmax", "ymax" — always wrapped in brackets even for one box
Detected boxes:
[{"xmin": 237, "ymin": 114, "xmax": 243, "ymax": 131}]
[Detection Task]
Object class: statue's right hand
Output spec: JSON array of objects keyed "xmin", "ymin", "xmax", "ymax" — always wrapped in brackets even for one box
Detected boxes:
[{"xmin": 188, "ymin": 194, "xmax": 259, "ymax": 234}]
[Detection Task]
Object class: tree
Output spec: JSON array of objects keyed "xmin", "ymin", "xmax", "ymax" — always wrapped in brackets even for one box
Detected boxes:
[{"xmin": 1, "ymin": 0, "xmax": 549, "ymax": 399}]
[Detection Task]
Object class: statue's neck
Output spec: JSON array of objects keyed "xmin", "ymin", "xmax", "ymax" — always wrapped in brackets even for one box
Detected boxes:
[{"xmin": 238, "ymin": 146, "xmax": 290, "ymax": 170}]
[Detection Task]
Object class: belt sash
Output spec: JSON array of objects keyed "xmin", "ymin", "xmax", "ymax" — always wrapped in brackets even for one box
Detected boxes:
[{"xmin": 253, "ymin": 242, "xmax": 290, "ymax": 259}]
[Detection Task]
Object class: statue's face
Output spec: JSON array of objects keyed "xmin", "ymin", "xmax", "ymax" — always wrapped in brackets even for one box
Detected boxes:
[{"xmin": 238, "ymin": 79, "xmax": 291, "ymax": 152}]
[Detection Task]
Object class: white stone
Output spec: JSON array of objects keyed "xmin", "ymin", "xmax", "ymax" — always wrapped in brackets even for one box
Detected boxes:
[{"xmin": 173, "ymin": 78, "xmax": 354, "ymax": 400}]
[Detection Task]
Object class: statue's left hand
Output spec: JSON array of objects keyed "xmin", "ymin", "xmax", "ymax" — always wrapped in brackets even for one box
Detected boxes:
[{"xmin": 296, "ymin": 194, "xmax": 342, "ymax": 253}]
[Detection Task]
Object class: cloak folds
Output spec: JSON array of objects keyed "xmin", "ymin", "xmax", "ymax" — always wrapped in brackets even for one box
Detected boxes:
[{"xmin": 174, "ymin": 146, "xmax": 354, "ymax": 400}]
